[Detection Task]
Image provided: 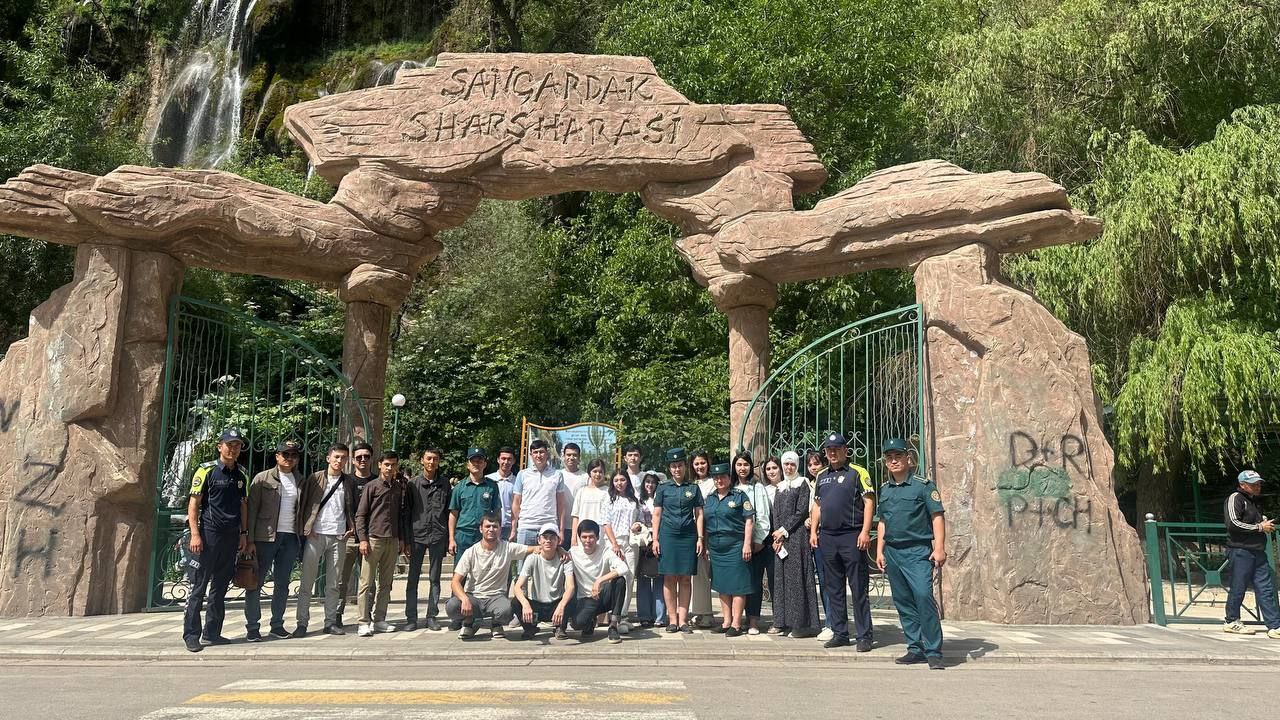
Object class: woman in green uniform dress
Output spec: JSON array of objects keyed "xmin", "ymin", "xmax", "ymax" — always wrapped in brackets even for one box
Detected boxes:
[
  {"xmin": 703, "ymin": 462, "xmax": 754, "ymax": 637},
  {"xmin": 652, "ymin": 447, "xmax": 704, "ymax": 633}
]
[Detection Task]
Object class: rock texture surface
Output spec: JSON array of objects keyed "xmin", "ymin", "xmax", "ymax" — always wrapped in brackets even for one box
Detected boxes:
[
  {"xmin": 0, "ymin": 245, "xmax": 183, "ymax": 615},
  {"xmin": 916, "ymin": 244, "xmax": 1149, "ymax": 624},
  {"xmin": 286, "ymin": 53, "xmax": 826, "ymax": 197}
]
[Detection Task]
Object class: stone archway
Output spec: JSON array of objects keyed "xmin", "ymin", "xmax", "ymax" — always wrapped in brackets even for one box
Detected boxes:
[{"xmin": 0, "ymin": 53, "xmax": 1145, "ymax": 623}]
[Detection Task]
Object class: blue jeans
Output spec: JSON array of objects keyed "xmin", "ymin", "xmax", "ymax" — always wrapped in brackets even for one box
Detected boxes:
[
  {"xmin": 1225, "ymin": 547, "xmax": 1280, "ymax": 629},
  {"xmin": 636, "ymin": 575, "xmax": 667, "ymax": 624},
  {"xmin": 515, "ymin": 527, "xmax": 540, "ymax": 546},
  {"xmin": 245, "ymin": 532, "xmax": 300, "ymax": 631}
]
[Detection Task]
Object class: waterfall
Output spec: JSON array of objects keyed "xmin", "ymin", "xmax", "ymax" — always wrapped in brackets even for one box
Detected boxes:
[{"xmin": 147, "ymin": 0, "xmax": 259, "ymax": 168}]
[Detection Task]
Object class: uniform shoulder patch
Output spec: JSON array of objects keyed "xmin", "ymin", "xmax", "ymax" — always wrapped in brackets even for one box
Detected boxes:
[
  {"xmin": 198, "ymin": 461, "xmax": 216, "ymax": 469},
  {"xmin": 919, "ymin": 475, "xmax": 934, "ymax": 484},
  {"xmin": 742, "ymin": 500, "xmax": 753, "ymax": 512},
  {"xmin": 930, "ymin": 490, "xmax": 941, "ymax": 502}
]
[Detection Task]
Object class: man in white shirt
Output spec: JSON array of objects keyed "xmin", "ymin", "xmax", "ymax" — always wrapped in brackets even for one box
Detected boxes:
[
  {"xmin": 510, "ymin": 439, "xmax": 568, "ymax": 546},
  {"xmin": 244, "ymin": 440, "xmax": 305, "ymax": 641},
  {"xmin": 295, "ymin": 443, "xmax": 356, "ymax": 636},
  {"xmin": 447, "ymin": 513, "xmax": 542, "ymax": 639},
  {"xmin": 569, "ymin": 520, "xmax": 632, "ymax": 643},
  {"xmin": 623, "ymin": 443, "xmax": 644, "ymax": 487},
  {"xmin": 513, "ymin": 523, "xmax": 575, "ymax": 640},
  {"xmin": 559, "ymin": 442, "xmax": 589, "ymax": 549},
  {"xmin": 486, "ymin": 446, "xmax": 518, "ymax": 538}
]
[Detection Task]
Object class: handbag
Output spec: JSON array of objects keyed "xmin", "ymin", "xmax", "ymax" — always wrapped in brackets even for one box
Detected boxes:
[{"xmin": 232, "ymin": 553, "xmax": 259, "ymax": 590}]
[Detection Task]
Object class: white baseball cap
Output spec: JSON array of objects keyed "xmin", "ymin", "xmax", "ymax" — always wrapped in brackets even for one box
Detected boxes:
[{"xmin": 538, "ymin": 523, "xmax": 560, "ymax": 537}]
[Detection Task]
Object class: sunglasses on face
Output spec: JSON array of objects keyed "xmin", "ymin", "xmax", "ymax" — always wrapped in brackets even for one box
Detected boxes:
[
  {"xmin": 354, "ymin": 455, "xmax": 372, "ymax": 461},
  {"xmin": 281, "ymin": 452, "xmax": 300, "ymax": 459}
]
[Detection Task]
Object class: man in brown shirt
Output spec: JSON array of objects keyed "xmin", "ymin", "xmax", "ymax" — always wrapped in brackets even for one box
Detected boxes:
[{"xmin": 355, "ymin": 451, "xmax": 407, "ymax": 637}]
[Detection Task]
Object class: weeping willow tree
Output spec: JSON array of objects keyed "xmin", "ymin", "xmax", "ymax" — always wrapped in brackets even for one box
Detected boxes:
[{"xmin": 1009, "ymin": 106, "xmax": 1280, "ymax": 517}]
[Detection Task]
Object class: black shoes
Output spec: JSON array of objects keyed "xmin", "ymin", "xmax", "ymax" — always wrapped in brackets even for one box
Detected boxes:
[
  {"xmin": 268, "ymin": 627, "xmax": 291, "ymax": 639},
  {"xmin": 711, "ymin": 625, "xmax": 727, "ymax": 634},
  {"xmin": 324, "ymin": 624, "xmax": 345, "ymax": 635},
  {"xmin": 245, "ymin": 629, "xmax": 263, "ymax": 642},
  {"xmin": 666, "ymin": 624, "xmax": 679, "ymax": 633},
  {"xmin": 680, "ymin": 624, "xmax": 693, "ymax": 634},
  {"xmin": 895, "ymin": 652, "xmax": 927, "ymax": 665},
  {"xmin": 201, "ymin": 635, "xmax": 231, "ymax": 646},
  {"xmin": 492, "ymin": 625, "xmax": 505, "ymax": 639},
  {"xmin": 521, "ymin": 627, "xmax": 538, "ymax": 640},
  {"xmin": 856, "ymin": 639, "xmax": 873, "ymax": 653},
  {"xmin": 581, "ymin": 627, "xmax": 595, "ymax": 639},
  {"xmin": 555, "ymin": 627, "xmax": 569, "ymax": 640},
  {"xmin": 402, "ymin": 621, "xmax": 418, "ymax": 632},
  {"xmin": 927, "ymin": 656, "xmax": 945, "ymax": 670},
  {"xmin": 608, "ymin": 626, "xmax": 622, "ymax": 644},
  {"xmin": 724, "ymin": 627, "xmax": 742, "ymax": 638},
  {"xmin": 425, "ymin": 618, "xmax": 441, "ymax": 631},
  {"xmin": 292, "ymin": 626, "xmax": 307, "ymax": 639},
  {"xmin": 823, "ymin": 635, "xmax": 851, "ymax": 648},
  {"xmin": 184, "ymin": 636, "xmax": 204, "ymax": 653}
]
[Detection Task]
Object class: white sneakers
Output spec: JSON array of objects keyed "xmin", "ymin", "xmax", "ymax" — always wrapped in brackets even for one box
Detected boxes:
[
  {"xmin": 1269, "ymin": 628, "xmax": 1280, "ymax": 639},
  {"xmin": 816, "ymin": 627, "xmax": 835, "ymax": 642},
  {"xmin": 459, "ymin": 624, "xmax": 477, "ymax": 639},
  {"xmin": 747, "ymin": 627, "xmax": 761, "ymax": 636},
  {"xmin": 357, "ymin": 623, "xmax": 373, "ymax": 637},
  {"xmin": 373, "ymin": 622, "xmax": 397, "ymax": 633},
  {"xmin": 1224, "ymin": 621, "xmax": 1256, "ymax": 635}
]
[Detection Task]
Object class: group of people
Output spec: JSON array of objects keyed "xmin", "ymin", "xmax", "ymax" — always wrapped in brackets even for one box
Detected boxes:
[{"xmin": 180, "ymin": 429, "xmax": 949, "ymax": 668}]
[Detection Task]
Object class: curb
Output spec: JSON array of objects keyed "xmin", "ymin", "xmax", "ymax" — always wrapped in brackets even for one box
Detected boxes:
[{"xmin": 1, "ymin": 644, "xmax": 1276, "ymax": 667}]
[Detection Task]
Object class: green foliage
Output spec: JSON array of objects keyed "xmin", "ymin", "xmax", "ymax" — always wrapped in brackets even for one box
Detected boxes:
[
  {"xmin": 914, "ymin": 0, "xmax": 1280, "ymax": 187},
  {"xmin": 1011, "ymin": 106, "xmax": 1280, "ymax": 474}
]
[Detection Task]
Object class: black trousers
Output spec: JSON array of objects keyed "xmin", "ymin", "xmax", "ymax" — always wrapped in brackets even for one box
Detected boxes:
[
  {"xmin": 183, "ymin": 529, "xmax": 239, "ymax": 641},
  {"xmin": 570, "ymin": 576, "xmax": 627, "ymax": 630},
  {"xmin": 820, "ymin": 531, "xmax": 872, "ymax": 642},
  {"xmin": 521, "ymin": 599, "xmax": 571, "ymax": 634},
  {"xmin": 404, "ymin": 539, "xmax": 449, "ymax": 622}
]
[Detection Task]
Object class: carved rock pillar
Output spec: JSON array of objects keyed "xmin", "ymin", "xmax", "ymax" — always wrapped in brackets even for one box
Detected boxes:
[
  {"xmin": 710, "ymin": 275, "xmax": 777, "ymax": 454},
  {"xmin": 339, "ymin": 264, "xmax": 412, "ymax": 452},
  {"xmin": 0, "ymin": 243, "xmax": 184, "ymax": 616}
]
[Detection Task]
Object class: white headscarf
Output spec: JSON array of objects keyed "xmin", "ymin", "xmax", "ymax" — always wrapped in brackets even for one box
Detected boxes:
[{"xmin": 780, "ymin": 451, "xmax": 802, "ymax": 487}]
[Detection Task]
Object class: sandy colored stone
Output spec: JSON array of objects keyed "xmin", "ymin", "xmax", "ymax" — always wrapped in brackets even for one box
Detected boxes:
[
  {"xmin": 714, "ymin": 160, "xmax": 1101, "ymax": 282},
  {"xmin": 642, "ymin": 165, "xmax": 795, "ymax": 235},
  {"xmin": 285, "ymin": 53, "xmax": 825, "ymax": 197},
  {"xmin": 0, "ymin": 245, "xmax": 183, "ymax": 616},
  {"xmin": 916, "ymin": 244, "xmax": 1149, "ymax": 624},
  {"xmin": 0, "ymin": 165, "xmax": 445, "ymax": 283}
]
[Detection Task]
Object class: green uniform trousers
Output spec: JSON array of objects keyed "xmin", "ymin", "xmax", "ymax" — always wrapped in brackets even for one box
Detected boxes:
[{"xmin": 884, "ymin": 541, "xmax": 943, "ymax": 657}]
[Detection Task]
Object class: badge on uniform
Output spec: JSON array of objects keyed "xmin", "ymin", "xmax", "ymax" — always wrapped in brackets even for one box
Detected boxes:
[
  {"xmin": 743, "ymin": 500, "xmax": 753, "ymax": 512},
  {"xmin": 931, "ymin": 490, "xmax": 941, "ymax": 501},
  {"xmin": 684, "ymin": 490, "xmax": 693, "ymax": 498},
  {"xmin": 237, "ymin": 481, "xmax": 244, "ymax": 489},
  {"xmin": 728, "ymin": 500, "xmax": 737, "ymax": 508},
  {"xmin": 483, "ymin": 491, "xmax": 491, "ymax": 499},
  {"xmin": 838, "ymin": 475, "xmax": 846, "ymax": 484}
]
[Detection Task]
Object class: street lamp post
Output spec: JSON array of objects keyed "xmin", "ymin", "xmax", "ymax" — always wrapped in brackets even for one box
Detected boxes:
[{"xmin": 390, "ymin": 393, "xmax": 406, "ymax": 451}]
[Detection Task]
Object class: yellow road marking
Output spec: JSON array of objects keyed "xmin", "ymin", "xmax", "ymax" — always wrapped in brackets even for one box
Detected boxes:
[{"xmin": 186, "ymin": 691, "xmax": 688, "ymax": 706}]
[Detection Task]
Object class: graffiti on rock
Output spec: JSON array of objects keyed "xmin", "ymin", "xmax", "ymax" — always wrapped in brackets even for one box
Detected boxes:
[{"xmin": 999, "ymin": 431, "xmax": 1092, "ymax": 531}]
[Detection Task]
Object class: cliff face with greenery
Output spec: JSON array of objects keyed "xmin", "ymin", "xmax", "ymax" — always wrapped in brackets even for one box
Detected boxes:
[{"xmin": 3, "ymin": 0, "xmax": 1279, "ymax": 519}]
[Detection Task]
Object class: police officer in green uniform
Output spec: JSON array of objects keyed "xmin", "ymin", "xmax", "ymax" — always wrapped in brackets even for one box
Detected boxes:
[
  {"xmin": 703, "ymin": 462, "xmax": 754, "ymax": 636},
  {"xmin": 875, "ymin": 437, "xmax": 946, "ymax": 670},
  {"xmin": 182, "ymin": 429, "xmax": 250, "ymax": 653},
  {"xmin": 448, "ymin": 447, "xmax": 502, "ymax": 560},
  {"xmin": 808, "ymin": 432, "xmax": 876, "ymax": 650},
  {"xmin": 653, "ymin": 447, "xmax": 704, "ymax": 633}
]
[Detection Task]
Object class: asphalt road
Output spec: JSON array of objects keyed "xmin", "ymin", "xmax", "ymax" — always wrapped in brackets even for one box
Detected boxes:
[{"xmin": 0, "ymin": 660, "xmax": 1253, "ymax": 719}]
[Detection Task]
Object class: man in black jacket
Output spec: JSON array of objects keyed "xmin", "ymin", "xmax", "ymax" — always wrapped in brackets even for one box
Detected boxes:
[
  {"xmin": 1223, "ymin": 470, "xmax": 1280, "ymax": 638},
  {"xmin": 402, "ymin": 447, "xmax": 452, "ymax": 631}
]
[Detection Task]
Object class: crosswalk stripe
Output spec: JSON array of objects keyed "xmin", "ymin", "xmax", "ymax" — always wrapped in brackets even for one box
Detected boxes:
[
  {"xmin": 143, "ymin": 709, "xmax": 697, "ymax": 720},
  {"xmin": 28, "ymin": 627, "xmax": 80, "ymax": 639},
  {"xmin": 120, "ymin": 626, "xmax": 173, "ymax": 640},
  {"xmin": 188, "ymin": 691, "xmax": 688, "ymax": 706},
  {"xmin": 220, "ymin": 680, "xmax": 687, "ymax": 691}
]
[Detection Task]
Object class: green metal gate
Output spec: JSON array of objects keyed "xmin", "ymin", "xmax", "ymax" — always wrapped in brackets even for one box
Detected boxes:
[
  {"xmin": 737, "ymin": 304, "xmax": 925, "ymax": 478},
  {"xmin": 1144, "ymin": 516, "xmax": 1279, "ymax": 625},
  {"xmin": 737, "ymin": 304, "xmax": 925, "ymax": 609},
  {"xmin": 147, "ymin": 296, "xmax": 368, "ymax": 609}
]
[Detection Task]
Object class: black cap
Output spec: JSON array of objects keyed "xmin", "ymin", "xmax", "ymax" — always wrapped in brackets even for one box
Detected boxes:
[
  {"xmin": 882, "ymin": 438, "xmax": 909, "ymax": 454},
  {"xmin": 709, "ymin": 462, "xmax": 731, "ymax": 476},
  {"xmin": 276, "ymin": 439, "xmax": 302, "ymax": 454},
  {"xmin": 466, "ymin": 447, "xmax": 487, "ymax": 460},
  {"xmin": 822, "ymin": 432, "xmax": 848, "ymax": 449},
  {"xmin": 219, "ymin": 428, "xmax": 243, "ymax": 443},
  {"xmin": 665, "ymin": 447, "xmax": 687, "ymax": 464}
]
